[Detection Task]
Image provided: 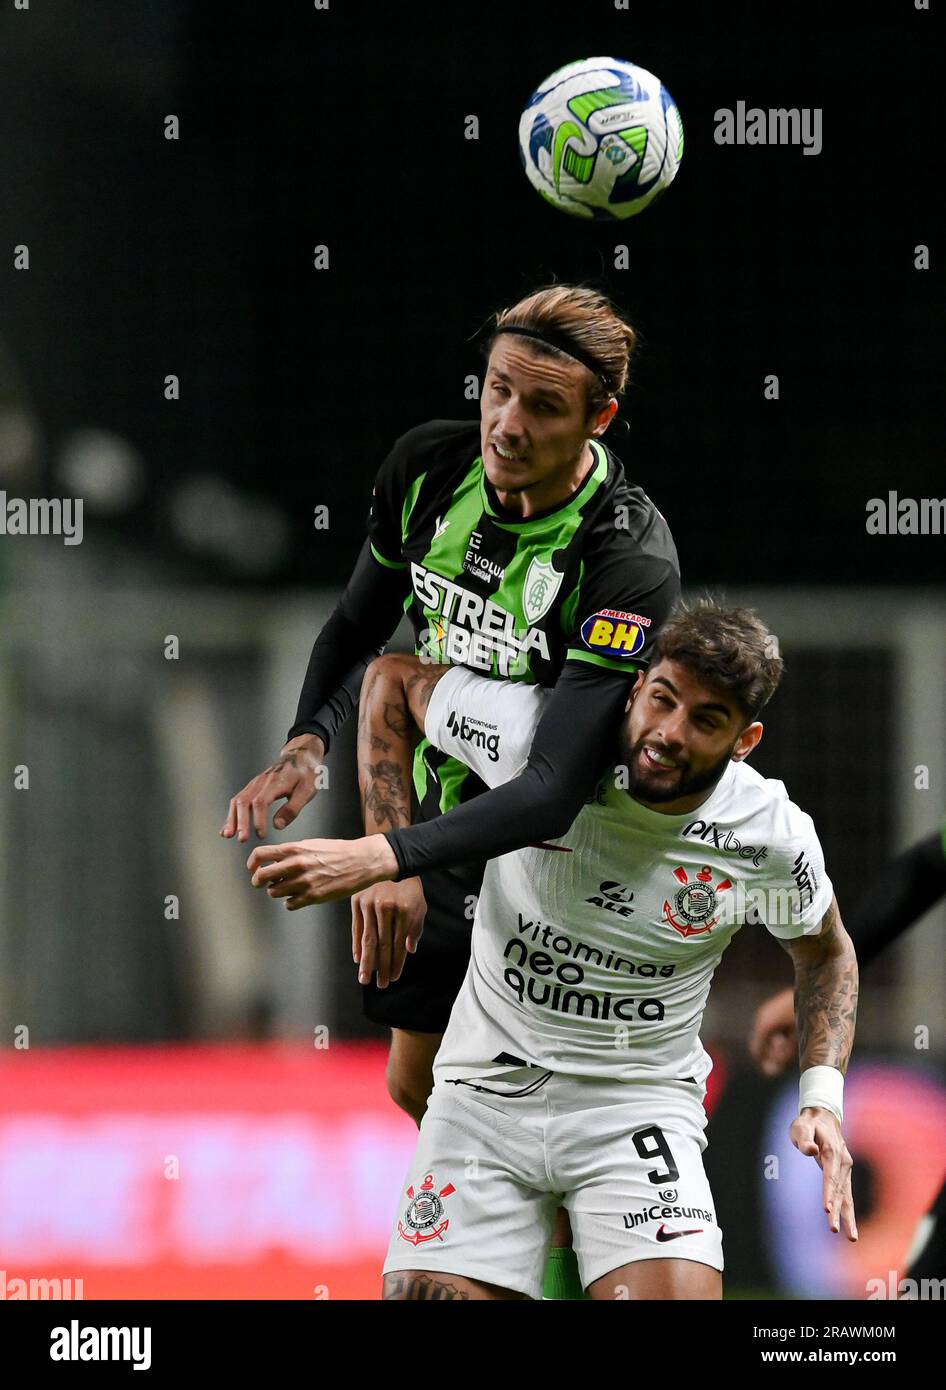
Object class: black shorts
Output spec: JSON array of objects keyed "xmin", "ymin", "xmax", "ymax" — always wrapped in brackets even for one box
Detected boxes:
[{"xmin": 361, "ymin": 859, "xmax": 485, "ymax": 1034}]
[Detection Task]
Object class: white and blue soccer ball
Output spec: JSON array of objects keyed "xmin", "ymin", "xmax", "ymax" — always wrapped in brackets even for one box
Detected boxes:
[{"xmin": 518, "ymin": 56, "xmax": 684, "ymax": 221}]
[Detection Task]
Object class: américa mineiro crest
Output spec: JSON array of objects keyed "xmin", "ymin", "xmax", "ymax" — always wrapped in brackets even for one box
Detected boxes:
[{"xmin": 523, "ymin": 556, "xmax": 563, "ymax": 625}]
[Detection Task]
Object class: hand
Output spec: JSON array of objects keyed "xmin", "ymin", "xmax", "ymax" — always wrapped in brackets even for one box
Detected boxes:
[
  {"xmin": 352, "ymin": 879, "xmax": 427, "ymax": 988},
  {"xmin": 221, "ymin": 734, "xmax": 326, "ymax": 842},
  {"xmin": 790, "ymin": 1109, "xmax": 858, "ymax": 1240},
  {"xmin": 247, "ymin": 834, "xmax": 400, "ymax": 908},
  {"xmin": 749, "ymin": 986, "xmax": 796, "ymax": 1076}
]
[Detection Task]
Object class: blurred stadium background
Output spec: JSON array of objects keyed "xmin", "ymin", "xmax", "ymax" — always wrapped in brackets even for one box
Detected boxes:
[{"xmin": 0, "ymin": 1, "xmax": 942, "ymax": 1299}]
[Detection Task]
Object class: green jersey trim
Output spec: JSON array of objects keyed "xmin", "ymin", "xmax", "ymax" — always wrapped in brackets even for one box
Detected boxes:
[
  {"xmin": 436, "ymin": 751, "xmax": 472, "ymax": 814},
  {"xmin": 370, "ymin": 542, "xmax": 408, "ymax": 570},
  {"xmin": 477, "ymin": 440, "xmax": 608, "ymax": 530},
  {"xmin": 412, "ymin": 739, "xmax": 431, "ymax": 804},
  {"xmin": 567, "ymin": 648, "xmax": 642, "ymax": 675},
  {"xmin": 401, "ymin": 471, "xmax": 428, "ymax": 542}
]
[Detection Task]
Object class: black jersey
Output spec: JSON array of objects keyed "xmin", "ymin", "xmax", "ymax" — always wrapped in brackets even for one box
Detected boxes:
[
  {"xmin": 366, "ymin": 419, "xmax": 679, "ymax": 824},
  {"xmin": 290, "ymin": 418, "xmax": 680, "ymax": 876}
]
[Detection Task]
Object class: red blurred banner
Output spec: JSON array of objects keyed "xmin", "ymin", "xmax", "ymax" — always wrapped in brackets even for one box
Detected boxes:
[{"xmin": 0, "ymin": 1043, "xmax": 415, "ymax": 1300}]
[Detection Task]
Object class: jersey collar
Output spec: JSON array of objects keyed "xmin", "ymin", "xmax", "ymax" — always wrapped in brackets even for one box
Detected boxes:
[{"xmin": 478, "ymin": 439, "xmax": 608, "ymax": 529}]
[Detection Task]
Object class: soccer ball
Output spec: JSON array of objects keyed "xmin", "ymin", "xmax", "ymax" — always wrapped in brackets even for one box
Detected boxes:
[{"xmin": 518, "ymin": 56, "xmax": 684, "ymax": 221}]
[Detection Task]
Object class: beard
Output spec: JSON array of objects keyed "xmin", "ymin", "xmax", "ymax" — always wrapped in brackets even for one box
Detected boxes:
[{"xmin": 617, "ymin": 732, "xmax": 735, "ymax": 805}]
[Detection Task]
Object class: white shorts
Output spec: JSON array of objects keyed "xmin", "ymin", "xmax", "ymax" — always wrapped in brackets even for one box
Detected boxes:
[{"xmin": 383, "ymin": 1067, "xmax": 724, "ymax": 1300}]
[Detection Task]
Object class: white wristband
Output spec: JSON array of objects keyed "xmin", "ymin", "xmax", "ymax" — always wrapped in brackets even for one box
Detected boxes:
[{"xmin": 799, "ymin": 1066, "xmax": 844, "ymax": 1124}]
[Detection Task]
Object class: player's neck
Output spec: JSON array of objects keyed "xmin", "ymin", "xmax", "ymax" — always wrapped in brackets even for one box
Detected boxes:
[
  {"xmin": 493, "ymin": 442, "xmax": 594, "ymax": 518},
  {"xmin": 622, "ymin": 780, "xmax": 720, "ymax": 817}
]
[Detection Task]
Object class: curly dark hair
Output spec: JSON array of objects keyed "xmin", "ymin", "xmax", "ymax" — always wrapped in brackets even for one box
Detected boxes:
[{"xmin": 652, "ymin": 598, "xmax": 785, "ymax": 722}]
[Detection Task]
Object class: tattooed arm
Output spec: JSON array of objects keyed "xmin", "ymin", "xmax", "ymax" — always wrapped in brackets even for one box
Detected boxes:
[
  {"xmin": 345, "ymin": 654, "xmax": 453, "ymax": 989},
  {"xmin": 782, "ymin": 895, "xmax": 858, "ymax": 1075},
  {"xmin": 356, "ymin": 654, "xmax": 452, "ymax": 837},
  {"xmin": 779, "ymin": 895, "xmax": 859, "ymax": 1240}
]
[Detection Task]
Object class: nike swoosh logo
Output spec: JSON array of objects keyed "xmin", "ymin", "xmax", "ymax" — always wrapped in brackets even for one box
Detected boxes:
[{"xmin": 655, "ymin": 1224, "xmax": 704, "ymax": 1242}]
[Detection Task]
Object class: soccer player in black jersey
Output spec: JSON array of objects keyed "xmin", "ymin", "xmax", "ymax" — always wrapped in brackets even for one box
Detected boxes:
[{"xmin": 224, "ymin": 287, "xmax": 679, "ymax": 1154}]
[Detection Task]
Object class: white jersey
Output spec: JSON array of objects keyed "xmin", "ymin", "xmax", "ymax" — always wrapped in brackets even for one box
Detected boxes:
[{"xmin": 424, "ymin": 666, "xmax": 833, "ymax": 1088}]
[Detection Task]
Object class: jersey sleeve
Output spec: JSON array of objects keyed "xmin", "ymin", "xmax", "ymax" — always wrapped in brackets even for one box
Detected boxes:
[
  {"xmin": 288, "ymin": 538, "xmax": 409, "ymax": 745},
  {"xmin": 366, "ymin": 428, "xmax": 422, "ymax": 570},
  {"xmin": 424, "ymin": 666, "xmax": 550, "ymax": 789},
  {"xmin": 563, "ymin": 535, "xmax": 681, "ymax": 676},
  {"xmin": 757, "ymin": 807, "xmax": 834, "ymax": 940},
  {"xmin": 289, "ymin": 425, "xmax": 434, "ymax": 745}
]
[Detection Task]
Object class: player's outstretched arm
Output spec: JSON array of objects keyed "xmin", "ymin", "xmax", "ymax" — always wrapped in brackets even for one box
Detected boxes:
[
  {"xmin": 245, "ymin": 660, "xmax": 631, "ymax": 899},
  {"xmin": 243, "ymin": 653, "xmax": 548, "ymax": 910},
  {"xmin": 780, "ymin": 895, "xmax": 859, "ymax": 1241},
  {"xmin": 382, "ymin": 659, "xmax": 633, "ymax": 878},
  {"xmin": 244, "ymin": 654, "xmax": 455, "ymax": 920}
]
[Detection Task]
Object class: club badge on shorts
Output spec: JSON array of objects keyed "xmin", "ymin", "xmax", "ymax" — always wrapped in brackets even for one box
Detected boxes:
[{"xmin": 397, "ymin": 1173, "xmax": 457, "ymax": 1245}]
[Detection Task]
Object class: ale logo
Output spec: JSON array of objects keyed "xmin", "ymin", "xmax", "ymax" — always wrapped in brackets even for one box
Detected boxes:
[{"xmin": 580, "ymin": 608, "xmax": 649, "ymax": 659}]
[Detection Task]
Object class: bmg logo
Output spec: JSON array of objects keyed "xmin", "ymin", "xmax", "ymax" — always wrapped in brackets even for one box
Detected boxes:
[{"xmin": 446, "ymin": 709, "xmax": 501, "ymax": 762}]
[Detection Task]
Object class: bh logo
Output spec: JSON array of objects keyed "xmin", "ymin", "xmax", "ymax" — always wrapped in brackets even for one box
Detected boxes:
[{"xmin": 581, "ymin": 609, "xmax": 649, "ymax": 660}]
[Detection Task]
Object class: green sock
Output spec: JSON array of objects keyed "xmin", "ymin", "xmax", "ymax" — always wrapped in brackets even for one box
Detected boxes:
[{"xmin": 542, "ymin": 1246, "xmax": 587, "ymax": 1300}]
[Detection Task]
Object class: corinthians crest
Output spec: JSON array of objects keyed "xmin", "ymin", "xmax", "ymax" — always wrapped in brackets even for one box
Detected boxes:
[
  {"xmin": 397, "ymin": 1172, "xmax": 457, "ymax": 1246},
  {"xmin": 523, "ymin": 556, "xmax": 563, "ymax": 625},
  {"xmin": 663, "ymin": 865, "xmax": 733, "ymax": 938}
]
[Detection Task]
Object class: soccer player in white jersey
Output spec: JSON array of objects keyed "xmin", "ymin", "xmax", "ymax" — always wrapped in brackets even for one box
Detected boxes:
[{"xmin": 251, "ymin": 600, "xmax": 859, "ymax": 1300}]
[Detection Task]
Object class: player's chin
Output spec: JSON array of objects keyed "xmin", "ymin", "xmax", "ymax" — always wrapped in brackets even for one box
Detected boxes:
[
  {"xmin": 634, "ymin": 755, "xmax": 686, "ymax": 797},
  {"xmin": 483, "ymin": 446, "xmax": 532, "ymax": 487}
]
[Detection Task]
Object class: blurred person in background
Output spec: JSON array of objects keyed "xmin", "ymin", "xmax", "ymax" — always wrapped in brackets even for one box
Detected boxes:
[{"xmin": 750, "ymin": 823, "xmax": 946, "ymax": 1289}]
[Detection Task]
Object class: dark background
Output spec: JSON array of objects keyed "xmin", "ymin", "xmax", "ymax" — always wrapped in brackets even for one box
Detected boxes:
[
  {"xmin": 1, "ymin": 0, "xmax": 940, "ymax": 587},
  {"xmin": 0, "ymin": 0, "xmax": 942, "ymax": 1303}
]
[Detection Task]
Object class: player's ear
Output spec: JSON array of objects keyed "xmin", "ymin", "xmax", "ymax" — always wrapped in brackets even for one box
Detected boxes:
[
  {"xmin": 590, "ymin": 398, "xmax": 618, "ymax": 435},
  {"xmin": 732, "ymin": 720, "xmax": 763, "ymax": 763},
  {"xmin": 626, "ymin": 670, "xmax": 645, "ymax": 711}
]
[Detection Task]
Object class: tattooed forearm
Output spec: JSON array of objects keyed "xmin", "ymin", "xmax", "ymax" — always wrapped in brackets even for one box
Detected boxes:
[
  {"xmin": 795, "ymin": 957, "xmax": 858, "ymax": 1072},
  {"xmin": 790, "ymin": 898, "xmax": 859, "ymax": 1074},
  {"xmin": 362, "ymin": 758, "xmax": 411, "ymax": 833},
  {"xmin": 382, "ymin": 1272, "xmax": 471, "ymax": 1300},
  {"xmin": 356, "ymin": 655, "xmax": 453, "ymax": 835},
  {"xmin": 357, "ymin": 672, "xmax": 414, "ymax": 833}
]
